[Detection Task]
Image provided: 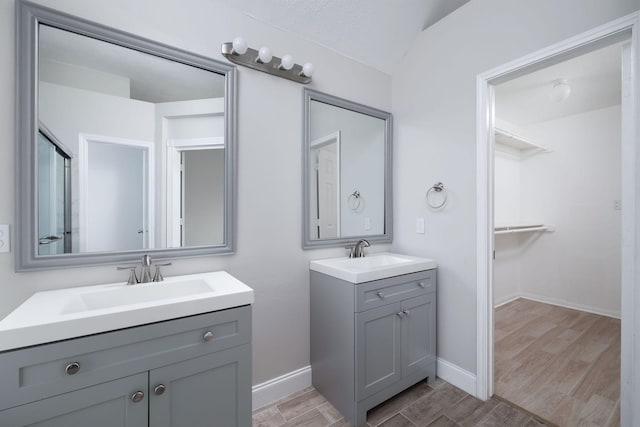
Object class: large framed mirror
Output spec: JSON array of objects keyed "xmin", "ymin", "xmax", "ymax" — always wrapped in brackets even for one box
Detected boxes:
[
  {"xmin": 16, "ymin": 1, "xmax": 237, "ymax": 270},
  {"xmin": 302, "ymin": 89, "xmax": 392, "ymax": 248}
]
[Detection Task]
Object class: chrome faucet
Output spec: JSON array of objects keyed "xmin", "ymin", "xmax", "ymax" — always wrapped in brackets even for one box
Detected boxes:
[
  {"xmin": 117, "ymin": 255, "xmax": 172, "ymax": 285},
  {"xmin": 346, "ymin": 239, "xmax": 370, "ymax": 258}
]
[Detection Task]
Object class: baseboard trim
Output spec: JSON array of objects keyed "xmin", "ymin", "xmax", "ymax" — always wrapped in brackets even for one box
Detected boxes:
[
  {"xmin": 509, "ymin": 294, "xmax": 621, "ymax": 319},
  {"xmin": 494, "ymin": 294, "xmax": 521, "ymax": 308},
  {"xmin": 436, "ymin": 358, "xmax": 477, "ymax": 397},
  {"xmin": 252, "ymin": 366, "xmax": 312, "ymax": 410}
]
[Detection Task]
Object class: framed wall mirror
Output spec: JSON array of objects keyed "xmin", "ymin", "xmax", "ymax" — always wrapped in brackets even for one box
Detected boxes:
[
  {"xmin": 16, "ymin": 1, "xmax": 237, "ymax": 270},
  {"xmin": 302, "ymin": 89, "xmax": 392, "ymax": 248}
]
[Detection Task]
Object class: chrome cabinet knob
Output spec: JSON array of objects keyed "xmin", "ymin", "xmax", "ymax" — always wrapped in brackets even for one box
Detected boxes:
[
  {"xmin": 154, "ymin": 384, "xmax": 166, "ymax": 395},
  {"xmin": 203, "ymin": 331, "xmax": 214, "ymax": 342},
  {"xmin": 131, "ymin": 391, "xmax": 145, "ymax": 403},
  {"xmin": 65, "ymin": 362, "xmax": 80, "ymax": 375},
  {"xmin": 396, "ymin": 312, "xmax": 405, "ymax": 318},
  {"xmin": 418, "ymin": 282, "xmax": 426, "ymax": 288},
  {"xmin": 376, "ymin": 291, "xmax": 385, "ymax": 299},
  {"xmin": 403, "ymin": 309, "xmax": 411, "ymax": 316}
]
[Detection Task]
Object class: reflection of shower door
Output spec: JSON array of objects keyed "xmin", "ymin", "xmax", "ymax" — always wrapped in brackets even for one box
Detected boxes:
[
  {"xmin": 37, "ymin": 129, "xmax": 71, "ymax": 255},
  {"xmin": 310, "ymin": 132, "xmax": 341, "ymax": 239},
  {"xmin": 79, "ymin": 135, "xmax": 154, "ymax": 252}
]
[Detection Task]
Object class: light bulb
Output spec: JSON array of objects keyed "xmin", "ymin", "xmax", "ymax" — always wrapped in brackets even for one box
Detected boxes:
[
  {"xmin": 550, "ymin": 78, "xmax": 571, "ymax": 102},
  {"xmin": 257, "ymin": 46, "xmax": 272, "ymax": 64},
  {"xmin": 279, "ymin": 54, "xmax": 294, "ymax": 71},
  {"xmin": 300, "ymin": 62, "xmax": 314, "ymax": 77},
  {"xmin": 232, "ymin": 36, "xmax": 248, "ymax": 55}
]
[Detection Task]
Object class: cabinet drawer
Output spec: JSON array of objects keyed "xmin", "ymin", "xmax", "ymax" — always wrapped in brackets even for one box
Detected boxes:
[
  {"xmin": 355, "ymin": 270, "xmax": 435, "ymax": 312},
  {"xmin": 0, "ymin": 305, "xmax": 250, "ymax": 411}
]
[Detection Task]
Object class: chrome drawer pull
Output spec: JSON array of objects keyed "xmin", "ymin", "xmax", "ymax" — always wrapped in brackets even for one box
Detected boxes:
[
  {"xmin": 131, "ymin": 391, "xmax": 145, "ymax": 403},
  {"xmin": 154, "ymin": 384, "xmax": 166, "ymax": 395},
  {"xmin": 418, "ymin": 282, "xmax": 426, "ymax": 288},
  {"xmin": 376, "ymin": 291, "xmax": 385, "ymax": 299},
  {"xmin": 65, "ymin": 362, "xmax": 80, "ymax": 375},
  {"xmin": 203, "ymin": 331, "xmax": 215, "ymax": 342}
]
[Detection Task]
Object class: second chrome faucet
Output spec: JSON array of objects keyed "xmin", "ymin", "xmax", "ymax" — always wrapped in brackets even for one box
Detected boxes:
[
  {"xmin": 118, "ymin": 255, "xmax": 172, "ymax": 285},
  {"xmin": 346, "ymin": 239, "xmax": 370, "ymax": 258}
]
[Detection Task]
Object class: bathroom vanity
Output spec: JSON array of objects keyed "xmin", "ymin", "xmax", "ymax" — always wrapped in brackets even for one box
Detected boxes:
[
  {"xmin": 0, "ymin": 272, "xmax": 253, "ymax": 427},
  {"xmin": 310, "ymin": 253, "xmax": 437, "ymax": 426}
]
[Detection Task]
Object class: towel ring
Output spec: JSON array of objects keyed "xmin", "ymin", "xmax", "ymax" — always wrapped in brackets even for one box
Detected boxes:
[
  {"xmin": 426, "ymin": 182, "xmax": 447, "ymax": 209},
  {"xmin": 348, "ymin": 190, "xmax": 361, "ymax": 210}
]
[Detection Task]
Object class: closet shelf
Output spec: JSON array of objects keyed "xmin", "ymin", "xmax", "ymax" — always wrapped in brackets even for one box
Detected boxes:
[
  {"xmin": 494, "ymin": 224, "xmax": 551, "ymax": 235},
  {"xmin": 495, "ymin": 127, "xmax": 549, "ymax": 157}
]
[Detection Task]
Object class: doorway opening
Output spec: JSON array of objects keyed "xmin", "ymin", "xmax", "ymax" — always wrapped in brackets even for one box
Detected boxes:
[
  {"xmin": 476, "ymin": 12, "xmax": 639, "ymax": 426},
  {"xmin": 310, "ymin": 131, "xmax": 341, "ymax": 239},
  {"xmin": 492, "ymin": 41, "xmax": 623, "ymax": 424},
  {"xmin": 78, "ymin": 134, "xmax": 155, "ymax": 252}
]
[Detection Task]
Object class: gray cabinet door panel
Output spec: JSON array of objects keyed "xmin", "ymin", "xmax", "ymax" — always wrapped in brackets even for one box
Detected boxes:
[
  {"xmin": 356, "ymin": 303, "xmax": 402, "ymax": 400},
  {"xmin": 402, "ymin": 294, "xmax": 436, "ymax": 378},
  {"xmin": 0, "ymin": 373, "xmax": 148, "ymax": 427},
  {"xmin": 149, "ymin": 344, "xmax": 251, "ymax": 427}
]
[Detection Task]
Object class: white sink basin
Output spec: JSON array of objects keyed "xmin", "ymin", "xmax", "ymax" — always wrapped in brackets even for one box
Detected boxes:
[
  {"xmin": 61, "ymin": 279, "xmax": 215, "ymax": 314},
  {"xmin": 0, "ymin": 271, "xmax": 253, "ymax": 351},
  {"xmin": 310, "ymin": 252, "xmax": 436, "ymax": 283}
]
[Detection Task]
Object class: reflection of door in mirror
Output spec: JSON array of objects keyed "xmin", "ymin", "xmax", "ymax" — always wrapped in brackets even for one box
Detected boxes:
[
  {"xmin": 37, "ymin": 129, "xmax": 71, "ymax": 255},
  {"xmin": 79, "ymin": 136, "xmax": 154, "ymax": 252},
  {"xmin": 310, "ymin": 132, "xmax": 341, "ymax": 239},
  {"xmin": 182, "ymin": 149, "xmax": 225, "ymax": 246}
]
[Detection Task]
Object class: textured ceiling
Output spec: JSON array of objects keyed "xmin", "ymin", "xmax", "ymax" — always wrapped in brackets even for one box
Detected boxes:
[
  {"xmin": 495, "ymin": 43, "xmax": 623, "ymax": 126},
  {"xmin": 216, "ymin": 0, "xmax": 470, "ymax": 74}
]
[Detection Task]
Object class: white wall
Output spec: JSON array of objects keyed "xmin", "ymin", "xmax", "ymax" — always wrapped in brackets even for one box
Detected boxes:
[
  {"xmin": 391, "ymin": 0, "xmax": 638, "ymax": 374},
  {"xmin": 517, "ymin": 106, "xmax": 622, "ymax": 316},
  {"xmin": 493, "ymin": 107, "xmax": 622, "ymax": 317},
  {"xmin": 0, "ymin": 0, "xmax": 391, "ymax": 389}
]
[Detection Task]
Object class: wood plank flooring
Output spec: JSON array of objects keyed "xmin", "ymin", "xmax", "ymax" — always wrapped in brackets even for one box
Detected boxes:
[
  {"xmin": 494, "ymin": 298, "xmax": 620, "ymax": 426},
  {"xmin": 253, "ymin": 378, "xmax": 551, "ymax": 426}
]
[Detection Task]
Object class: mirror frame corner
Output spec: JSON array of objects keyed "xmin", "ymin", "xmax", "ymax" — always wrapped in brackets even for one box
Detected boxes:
[
  {"xmin": 15, "ymin": 0, "xmax": 238, "ymax": 271},
  {"xmin": 302, "ymin": 88, "xmax": 393, "ymax": 249}
]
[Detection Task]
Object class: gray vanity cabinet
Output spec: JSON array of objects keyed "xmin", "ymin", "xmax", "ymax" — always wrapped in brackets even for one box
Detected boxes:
[
  {"xmin": 311, "ymin": 269, "xmax": 436, "ymax": 427},
  {"xmin": 0, "ymin": 306, "xmax": 251, "ymax": 427}
]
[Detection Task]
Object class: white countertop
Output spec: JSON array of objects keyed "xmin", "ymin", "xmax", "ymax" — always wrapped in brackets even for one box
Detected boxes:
[
  {"xmin": 310, "ymin": 252, "xmax": 437, "ymax": 283},
  {"xmin": 0, "ymin": 271, "xmax": 253, "ymax": 352}
]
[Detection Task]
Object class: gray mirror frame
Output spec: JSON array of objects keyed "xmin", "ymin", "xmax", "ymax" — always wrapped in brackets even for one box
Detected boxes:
[
  {"xmin": 15, "ymin": 0, "xmax": 237, "ymax": 271},
  {"xmin": 302, "ymin": 88, "xmax": 393, "ymax": 249}
]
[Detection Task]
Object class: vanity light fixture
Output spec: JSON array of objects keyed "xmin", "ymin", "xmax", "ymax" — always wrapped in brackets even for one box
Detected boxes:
[
  {"xmin": 221, "ymin": 36, "xmax": 313, "ymax": 84},
  {"xmin": 550, "ymin": 78, "xmax": 571, "ymax": 102}
]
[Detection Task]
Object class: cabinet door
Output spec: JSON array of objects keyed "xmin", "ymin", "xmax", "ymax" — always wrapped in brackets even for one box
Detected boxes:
[
  {"xmin": 356, "ymin": 302, "xmax": 402, "ymax": 400},
  {"xmin": 0, "ymin": 373, "xmax": 148, "ymax": 427},
  {"xmin": 402, "ymin": 294, "xmax": 436, "ymax": 378},
  {"xmin": 149, "ymin": 344, "xmax": 251, "ymax": 427}
]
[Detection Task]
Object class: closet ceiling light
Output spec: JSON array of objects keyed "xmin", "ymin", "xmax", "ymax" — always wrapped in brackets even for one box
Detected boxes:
[
  {"xmin": 550, "ymin": 78, "xmax": 571, "ymax": 102},
  {"xmin": 221, "ymin": 37, "xmax": 313, "ymax": 84}
]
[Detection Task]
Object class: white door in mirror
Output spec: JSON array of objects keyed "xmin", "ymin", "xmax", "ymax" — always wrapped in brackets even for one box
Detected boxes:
[{"xmin": 0, "ymin": 224, "xmax": 9, "ymax": 253}]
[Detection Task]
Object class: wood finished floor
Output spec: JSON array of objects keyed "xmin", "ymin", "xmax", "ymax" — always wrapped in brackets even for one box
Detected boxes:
[
  {"xmin": 253, "ymin": 378, "xmax": 551, "ymax": 427},
  {"xmin": 494, "ymin": 298, "xmax": 620, "ymax": 426}
]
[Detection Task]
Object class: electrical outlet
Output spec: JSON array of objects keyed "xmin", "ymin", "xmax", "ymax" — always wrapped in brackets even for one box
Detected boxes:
[
  {"xmin": 416, "ymin": 218, "xmax": 425, "ymax": 234},
  {"xmin": 0, "ymin": 224, "xmax": 9, "ymax": 253},
  {"xmin": 614, "ymin": 200, "xmax": 622, "ymax": 211}
]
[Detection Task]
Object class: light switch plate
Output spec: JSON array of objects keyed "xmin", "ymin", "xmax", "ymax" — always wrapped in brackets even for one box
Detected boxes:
[
  {"xmin": 364, "ymin": 217, "xmax": 371, "ymax": 231},
  {"xmin": 0, "ymin": 224, "xmax": 9, "ymax": 253},
  {"xmin": 416, "ymin": 218, "xmax": 425, "ymax": 234}
]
